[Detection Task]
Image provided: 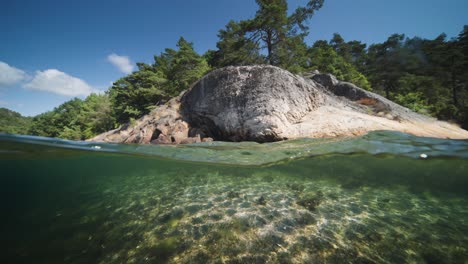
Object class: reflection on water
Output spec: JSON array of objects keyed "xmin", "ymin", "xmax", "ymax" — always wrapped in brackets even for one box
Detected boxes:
[{"xmin": 0, "ymin": 132, "xmax": 467, "ymax": 263}]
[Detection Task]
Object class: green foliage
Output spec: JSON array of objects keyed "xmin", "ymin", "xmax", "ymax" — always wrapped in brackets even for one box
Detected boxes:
[
  {"xmin": 155, "ymin": 37, "xmax": 210, "ymax": 93},
  {"xmin": 394, "ymin": 92, "xmax": 430, "ymax": 114},
  {"xmin": 247, "ymin": 0, "xmax": 290, "ymax": 65},
  {"xmin": 249, "ymin": 0, "xmax": 324, "ymax": 65},
  {"xmin": 328, "ymin": 33, "xmax": 367, "ymax": 69},
  {"xmin": 29, "ymin": 94, "xmax": 115, "ymax": 140},
  {"xmin": 59, "ymin": 126, "xmax": 83, "ymax": 141},
  {"xmin": 108, "ymin": 63, "xmax": 168, "ymax": 124},
  {"xmin": 276, "ymin": 35, "xmax": 310, "ymax": 73},
  {"xmin": 362, "ymin": 29, "xmax": 468, "ymax": 127},
  {"xmin": 167, "ymin": 38, "xmax": 211, "ymax": 91},
  {"xmin": 81, "ymin": 93, "xmax": 115, "ymax": 138},
  {"xmin": 29, "ymin": 111, "xmax": 61, "ymax": 137},
  {"xmin": 209, "ymin": 0, "xmax": 324, "ymax": 68},
  {"xmin": 207, "ymin": 21, "xmax": 265, "ymax": 67},
  {"xmin": 0, "ymin": 108, "xmax": 32, "ymax": 134},
  {"xmin": 109, "ymin": 37, "xmax": 209, "ymax": 124},
  {"xmin": 396, "ymin": 74, "xmax": 448, "ymax": 115},
  {"xmin": 365, "ymin": 34, "xmax": 407, "ymax": 98},
  {"xmin": 308, "ymin": 43, "xmax": 372, "ymax": 90}
]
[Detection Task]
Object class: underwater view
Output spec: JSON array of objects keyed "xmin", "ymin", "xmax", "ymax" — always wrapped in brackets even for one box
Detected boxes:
[{"xmin": 1, "ymin": 131, "xmax": 467, "ymax": 264}]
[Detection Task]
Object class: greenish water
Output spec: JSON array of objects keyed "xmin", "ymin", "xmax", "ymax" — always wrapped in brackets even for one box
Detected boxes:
[{"xmin": 0, "ymin": 131, "xmax": 467, "ymax": 263}]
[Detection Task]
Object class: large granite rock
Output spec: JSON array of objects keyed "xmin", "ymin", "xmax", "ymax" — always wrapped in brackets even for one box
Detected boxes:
[{"xmin": 181, "ymin": 66, "xmax": 324, "ymax": 142}]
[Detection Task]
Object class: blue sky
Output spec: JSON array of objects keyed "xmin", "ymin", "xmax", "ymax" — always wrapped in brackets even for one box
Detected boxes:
[{"xmin": 1, "ymin": 0, "xmax": 467, "ymax": 116}]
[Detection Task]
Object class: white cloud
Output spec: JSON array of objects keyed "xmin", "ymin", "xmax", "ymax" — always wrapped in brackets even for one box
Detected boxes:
[
  {"xmin": 107, "ymin": 53, "xmax": 134, "ymax": 74},
  {"xmin": 0, "ymin": 61, "xmax": 28, "ymax": 87},
  {"xmin": 24, "ymin": 69, "xmax": 97, "ymax": 96}
]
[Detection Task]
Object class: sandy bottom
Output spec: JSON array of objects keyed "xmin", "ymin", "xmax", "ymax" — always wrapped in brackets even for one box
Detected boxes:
[{"xmin": 36, "ymin": 168, "xmax": 466, "ymax": 264}]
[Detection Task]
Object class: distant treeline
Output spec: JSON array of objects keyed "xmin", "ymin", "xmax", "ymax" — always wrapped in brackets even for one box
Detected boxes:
[{"xmin": 1, "ymin": 0, "xmax": 467, "ymax": 139}]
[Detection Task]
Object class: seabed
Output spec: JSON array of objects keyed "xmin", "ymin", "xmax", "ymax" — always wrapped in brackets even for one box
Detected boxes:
[
  {"xmin": 19, "ymin": 166, "xmax": 466, "ymax": 264},
  {"xmin": 2, "ymin": 133, "xmax": 467, "ymax": 263}
]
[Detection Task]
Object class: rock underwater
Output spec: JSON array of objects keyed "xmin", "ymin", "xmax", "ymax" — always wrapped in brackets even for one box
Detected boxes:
[{"xmin": 89, "ymin": 65, "xmax": 468, "ymax": 144}]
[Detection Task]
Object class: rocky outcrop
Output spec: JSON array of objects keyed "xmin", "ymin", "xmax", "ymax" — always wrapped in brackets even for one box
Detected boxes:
[
  {"xmin": 90, "ymin": 65, "xmax": 468, "ymax": 144},
  {"xmin": 89, "ymin": 96, "xmax": 212, "ymax": 144},
  {"xmin": 181, "ymin": 65, "xmax": 468, "ymax": 141},
  {"xmin": 310, "ymin": 73, "xmax": 420, "ymax": 121}
]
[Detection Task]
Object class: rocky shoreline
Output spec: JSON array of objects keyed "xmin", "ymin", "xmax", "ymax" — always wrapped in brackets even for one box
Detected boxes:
[{"xmin": 89, "ymin": 65, "xmax": 468, "ymax": 144}]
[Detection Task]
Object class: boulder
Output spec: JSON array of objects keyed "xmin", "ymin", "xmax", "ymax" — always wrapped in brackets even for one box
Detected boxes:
[{"xmin": 181, "ymin": 65, "xmax": 324, "ymax": 142}]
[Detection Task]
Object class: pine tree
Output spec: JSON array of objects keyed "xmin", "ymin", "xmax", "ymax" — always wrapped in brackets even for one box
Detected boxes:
[
  {"xmin": 108, "ymin": 37, "xmax": 209, "ymax": 124},
  {"xmin": 209, "ymin": 21, "xmax": 264, "ymax": 67},
  {"xmin": 167, "ymin": 37, "xmax": 210, "ymax": 92},
  {"xmin": 211, "ymin": 0, "xmax": 324, "ymax": 68},
  {"xmin": 246, "ymin": 0, "xmax": 324, "ymax": 65}
]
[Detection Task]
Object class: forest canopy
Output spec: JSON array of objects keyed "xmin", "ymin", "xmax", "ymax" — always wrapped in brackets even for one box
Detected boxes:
[{"xmin": 1, "ymin": 0, "xmax": 467, "ymax": 139}]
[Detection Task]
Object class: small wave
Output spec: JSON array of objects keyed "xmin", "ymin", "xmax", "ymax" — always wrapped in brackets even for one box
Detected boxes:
[{"xmin": 1, "ymin": 131, "xmax": 467, "ymax": 165}]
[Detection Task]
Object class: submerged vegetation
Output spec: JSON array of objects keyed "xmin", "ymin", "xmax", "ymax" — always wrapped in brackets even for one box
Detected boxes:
[{"xmin": 2, "ymin": 0, "xmax": 467, "ymax": 139}]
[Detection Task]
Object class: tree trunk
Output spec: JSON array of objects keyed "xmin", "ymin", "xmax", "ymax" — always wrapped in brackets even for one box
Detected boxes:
[
  {"xmin": 267, "ymin": 31, "xmax": 273, "ymax": 65},
  {"xmin": 452, "ymin": 73, "xmax": 458, "ymax": 106},
  {"xmin": 451, "ymin": 58, "xmax": 458, "ymax": 106},
  {"xmin": 384, "ymin": 81, "xmax": 390, "ymax": 98}
]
